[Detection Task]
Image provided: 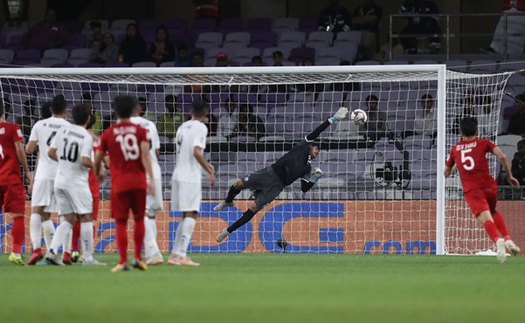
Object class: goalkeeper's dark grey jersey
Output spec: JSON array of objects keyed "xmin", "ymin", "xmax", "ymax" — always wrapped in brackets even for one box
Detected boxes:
[{"xmin": 271, "ymin": 140, "xmax": 312, "ymax": 186}]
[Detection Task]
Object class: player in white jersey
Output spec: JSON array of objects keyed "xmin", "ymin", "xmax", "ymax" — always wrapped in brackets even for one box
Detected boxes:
[
  {"xmin": 130, "ymin": 101, "xmax": 164, "ymax": 265},
  {"xmin": 44, "ymin": 103, "xmax": 104, "ymax": 265},
  {"xmin": 26, "ymin": 97, "xmax": 71, "ymax": 265},
  {"xmin": 168, "ymin": 100, "xmax": 215, "ymax": 266}
]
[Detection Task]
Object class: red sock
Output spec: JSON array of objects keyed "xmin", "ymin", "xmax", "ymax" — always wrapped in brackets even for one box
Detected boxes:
[
  {"xmin": 116, "ymin": 220, "xmax": 128, "ymax": 265},
  {"xmin": 133, "ymin": 218, "xmax": 145, "ymax": 261},
  {"xmin": 12, "ymin": 217, "xmax": 24, "ymax": 254},
  {"xmin": 483, "ymin": 220, "xmax": 500, "ymax": 243},
  {"xmin": 72, "ymin": 221, "xmax": 81, "ymax": 252},
  {"xmin": 492, "ymin": 212, "xmax": 511, "ymax": 240}
]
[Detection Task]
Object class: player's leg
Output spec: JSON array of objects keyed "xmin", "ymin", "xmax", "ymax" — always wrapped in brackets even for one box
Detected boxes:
[
  {"xmin": 79, "ymin": 213, "xmax": 105, "ymax": 266},
  {"xmin": 61, "ymin": 215, "xmax": 73, "ymax": 265},
  {"xmin": 41, "ymin": 180, "xmax": 58, "ymax": 251},
  {"xmin": 485, "ymin": 186, "xmax": 521, "ymax": 255},
  {"xmin": 477, "ymin": 210, "xmax": 506, "ymax": 263},
  {"xmin": 3, "ymin": 183, "xmax": 26, "ymax": 265},
  {"xmin": 46, "ymin": 213, "xmax": 76, "ymax": 265},
  {"xmin": 213, "ymin": 179, "xmax": 245, "ymax": 211},
  {"xmin": 111, "ymin": 190, "xmax": 131, "ymax": 272},
  {"xmin": 130, "ymin": 188, "xmax": 147, "ymax": 271},
  {"xmin": 216, "ymin": 201, "xmax": 261, "ymax": 243},
  {"xmin": 71, "ymin": 220, "xmax": 81, "ymax": 262},
  {"xmin": 144, "ymin": 177, "xmax": 163, "ymax": 265}
]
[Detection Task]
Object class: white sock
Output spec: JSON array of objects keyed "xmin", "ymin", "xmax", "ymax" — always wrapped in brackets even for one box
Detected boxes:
[
  {"xmin": 175, "ymin": 217, "xmax": 196, "ymax": 257},
  {"xmin": 171, "ymin": 220, "xmax": 184, "ymax": 256},
  {"xmin": 151, "ymin": 217, "xmax": 158, "ymax": 240},
  {"xmin": 49, "ymin": 222, "xmax": 72, "ymax": 254},
  {"xmin": 144, "ymin": 217, "xmax": 160, "ymax": 258},
  {"xmin": 42, "ymin": 219, "xmax": 56, "ymax": 250},
  {"xmin": 63, "ymin": 228, "xmax": 72, "ymax": 254},
  {"xmin": 81, "ymin": 222, "xmax": 94, "ymax": 262},
  {"xmin": 29, "ymin": 213, "xmax": 42, "ymax": 250}
]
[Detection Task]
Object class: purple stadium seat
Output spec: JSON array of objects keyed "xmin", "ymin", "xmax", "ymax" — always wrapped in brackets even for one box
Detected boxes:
[
  {"xmin": 246, "ymin": 18, "xmax": 272, "ymax": 32},
  {"xmin": 272, "ymin": 17, "xmax": 300, "ymax": 34},
  {"xmin": 223, "ymin": 32, "xmax": 251, "ymax": 49},
  {"xmin": 165, "ymin": 19, "xmax": 189, "ymax": 32},
  {"xmin": 249, "ymin": 31, "xmax": 277, "ymax": 48},
  {"xmin": 288, "ymin": 47, "xmax": 315, "ymax": 65},
  {"xmin": 277, "ymin": 31, "xmax": 306, "ymax": 49}
]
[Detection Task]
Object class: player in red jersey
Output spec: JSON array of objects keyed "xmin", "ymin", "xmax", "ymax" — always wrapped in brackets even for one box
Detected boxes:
[
  {"xmin": 95, "ymin": 95, "xmax": 155, "ymax": 272},
  {"xmin": 0, "ymin": 98, "xmax": 31, "ymax": 265},
  {"xmin": 445, "ymin": 117, "xmax": 521, "ymax": 263}
]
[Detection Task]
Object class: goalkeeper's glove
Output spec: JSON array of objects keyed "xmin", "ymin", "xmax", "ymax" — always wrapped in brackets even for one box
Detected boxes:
[
  {"xmin": 311, "ymin": 167, "xmax": 323, "ymax": 183},
  {"xmin": 329, "ymin": 107, "xmax": 348, "ymax": 124}
]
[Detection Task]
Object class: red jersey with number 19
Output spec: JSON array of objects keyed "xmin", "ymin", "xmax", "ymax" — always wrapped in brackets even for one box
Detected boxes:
[
  {"xmin": 446, "ymin": 138, "xmax": 497, "ymax": 193},
  {"xmin": 99, "ymin": 122, "xmax": 148, "ymax": 193},
  {"xmin": 0, "ymin": 122, "xmax": 24, "ymax": 184}
]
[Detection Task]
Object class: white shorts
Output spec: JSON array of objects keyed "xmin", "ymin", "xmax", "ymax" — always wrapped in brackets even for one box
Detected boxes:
[
  {"xmin": 31, "ymin": 178, "xmax": 57, "ymax": 212},
  {"xmin": 146, "ymin": 177, "xmax": 164, "ymax": 216},
  {"xmin": 54, "ymin": 186, "xmax": 93, "ymax": 215},
  {"xmin": 170, "ymin": 180, "xmax": 201, "ymax": 212}
]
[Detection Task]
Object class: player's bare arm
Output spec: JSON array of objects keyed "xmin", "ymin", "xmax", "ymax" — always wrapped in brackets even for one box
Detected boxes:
[
  {"xmin": 48, "ymin": 147, "xmax": 58, "ymax": 161},
  {"xmin": 81, "ymin": 156, "xmax": 93, "ymax": 169},
  {"xmin": 15, "ymin": 140, "xmax": 31, "ymax": 185},
  {"xmin": 25, "ymin": 140, "xmax": 37, "ymax": 154},
  {"xmin": 94, "ymin": 150, "xmax": 106, "ymax": 182},
  {"xmin": 140, "ymin": 140, "xmax": 156, "ymax": 196},
  {"xmin": 492, "ymin": 146, "xmax": 520, "ymax": 188},
  {"xmin": 193, "ymin": 146, "xmax": 216, "ymax": 186}
]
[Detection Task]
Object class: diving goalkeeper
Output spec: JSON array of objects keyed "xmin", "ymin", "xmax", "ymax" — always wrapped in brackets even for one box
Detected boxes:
[{"xmin": 214, "ymin": 108, "xmax": 348, "ymax": 243}]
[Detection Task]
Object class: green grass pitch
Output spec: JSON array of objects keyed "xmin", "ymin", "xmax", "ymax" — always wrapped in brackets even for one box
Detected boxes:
[{"xmin": 1, "ymin": 253, "xmax": 525, "ymax": 323}]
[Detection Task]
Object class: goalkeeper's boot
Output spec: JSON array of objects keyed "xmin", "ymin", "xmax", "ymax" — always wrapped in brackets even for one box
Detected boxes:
[
  {"xmin": 45, "ymin": 250, "xmax": 61, "ymax": 266},
  {"xmin": 62, "ymin": 252, "xmax": 73, "ymax": 265},
  {"xmin": 496, "ymin": 238, "xmax": 507, "ymax": 264},
  {"xmin": 213, "ymin": 201, "xmax": 234, "ymax": 211},
  {"xmin": 27, "ymin": 248, "xmax": 43, "ymax": 265},
  {"xmin": 145, "ymin": 252, "xmax": 164, "ymax": 265},
  {"xmin": 505, "ymin": 240, "xmax": 521, "ymax": 256},
  {"xmin": 132, "ymin": 259, "xmax": 148, "ymax": 271},
  {"xmin": 71, "ymin": 251, "xmax": 80, "ymax": 263},
  {"xmin": 216, "ymin": 228, "xmax": 230, "ymax": 243},
  {"xmin": 111, "ymin": 263, "xmax": 130, "ymax": 273},
  {"xmin": 8, "ymin": 253, "xmax": 25, "ymax": 266}
]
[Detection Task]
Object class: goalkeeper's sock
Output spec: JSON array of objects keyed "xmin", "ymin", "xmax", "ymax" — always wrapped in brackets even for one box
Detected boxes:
[
  {"xmin": 176, "ymin": 217, "xmax": 196, "ymax": 257},
  {"xmin": 50, "ymin": 221, "xmax": 72, "ymax": 254},
  {"xmin": 483, "ymin": 220, "xmax": 500, "ymax": 243},
  {"xmin": 72, "ymin": 221, "xmax": 81, "ymax": 252},
  {"xmin": 42, "ymin": 219, "xmax": 56, "ymax": 250},
  {"xmin": 12, "ymin": 216, "xmax": 24, "ymax": 254},
  {"xmin": 491, "ymin": 212, "xmax": 511, "ymax": 240},
  {"xmin": 172, "ymin": 220, "xmax": 184, "ymax": 256},
  {"xmin": 116, "ymin": 219, "xmax": 128, "ymax": 265},
  {"xmin": 133, "ymin": 218, "xmax": 145, "ymax": 261},
  {"xmin": 225, "ymin": 185, "xmax": 241, "ymax": 203},
  {"xmin": 81, "ymin": 222, "xmax": 94, "ymax": 262},
  {"xmin": 227, "ymin": 209, "xmax": 256, "ymax": 233},
  {"xmin": 30, "ymin": 213, "xmax": 42, "ymax": 250}
]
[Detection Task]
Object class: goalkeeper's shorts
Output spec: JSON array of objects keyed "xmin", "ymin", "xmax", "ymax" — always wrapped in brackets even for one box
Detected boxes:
[{"xmin": 241, "ymin": 167, "xmax": 285, "ymax": 209}]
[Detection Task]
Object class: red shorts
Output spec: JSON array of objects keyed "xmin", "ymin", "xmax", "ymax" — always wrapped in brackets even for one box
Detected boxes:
[
  {"xmin": 92, "ymin": 193, "xmax": 100, "ymax": 221},
  {"xmin": 464, "ymin": 186, "xmax": 498, "ymax": 217},
  {"xmin": 110, "ymin": 189, "xmax": 146, "ymax": 221},
  {"xmin": 0, "ymin": 182, "xmax": 26, "ymax": 215}
]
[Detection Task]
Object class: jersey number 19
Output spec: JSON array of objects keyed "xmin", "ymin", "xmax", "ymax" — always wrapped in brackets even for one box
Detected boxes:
[{"xmin": 116, "ymin": 133, "xmax": 139, "ymax": 161}]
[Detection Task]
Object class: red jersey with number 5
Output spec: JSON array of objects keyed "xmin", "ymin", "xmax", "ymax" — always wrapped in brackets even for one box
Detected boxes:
[
  {"xmin": 446, "ymin": 138, "xmax": 497, "ymax": 193},
  {"xmin": 99, "ymin": 122, "xmax": 148, "ymax": 193},
  {"xmin": 0, "ymin": 122, "xmax": 24, "ymax": 184}
]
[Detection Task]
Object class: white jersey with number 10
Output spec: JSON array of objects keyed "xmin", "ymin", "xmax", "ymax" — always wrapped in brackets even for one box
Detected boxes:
[{"xmin": 172, "ymin": 120, "xmax": 208, "ymax": 183}]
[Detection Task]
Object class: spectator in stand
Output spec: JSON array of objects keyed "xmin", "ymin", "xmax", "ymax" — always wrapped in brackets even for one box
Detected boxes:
[
  {"xmin": 358, "ymin": 95, "xmax": 387, "ymax": 142},
  {"xmin": 138, "ymin": 97, "xmax": 156, "ymax": 122},
  {"xmin": 251, "ymin": 55, "xmax": 263, "ymax": 66},
  {"xmin": 507, "ymin": 94, "xmax": 525, "ymax": 135},
  {"xmin": 192, "ymin": 52, "xmax": 206, "ymax": 67},
  {"xmin": 81, "ymin": 93, "xmax": 102, "ymax": 134},
  {"xmin": 149, "ymin": 26, "xmax": 175, "ymax": 66},
  {"xmin": 230, "ymin": 104, "xmax": 265, "ymax": 140},
  {"xmin": 352, "ymin": 0, "xmax": 383, "ymax": 60},
  {"xmin": 218, "ymin": 98, "xmax": 238, "ymax": 139},
  {"xmin": 174, "ymin": 43, "xmax": 191, "ymax": 67},
  {"xmin": 157, "ymin": 95, "xmax": 187, "ymax": 139},
  {"xmin": 22, "ymin": 8, "xmax": 70, "ymax": 50},
  {"xmin": 411, "ymin": 93, "xmax": 437, "ymax": 138},
  {"xmin": 317, "ymin": 0, "xmax": 351, "ymax": 35},
  {"xmin": 483, "ymin": 0, "xmax": 525, "ymax": 55},
  {"xmin": 89, "ymin": 32, "xmax": 119, "ymax": 65},
  {"xmin": 512, "ymin": 139, "xmax": 525, "ymax": 185},
  {"xmin": 216, "ymin": 52, "xmax": 229, "ymax": 67},
  {"xmin": 15, "ymin": 99, "xmax": 39, "ymax": 141},
  {"xmin": 272, "ymin": 51, "xmax": 284, "ymax": 66},
  {"xmin": 87, "ymin": 20, "xmax": 103, "ymax": 49},
  {"xmin": 118, "ymin": 23, "xmax": 147, "ymax": 66},
  {"xmin": 399, "ymin": 0, "xmax": 441, "ymax": 54}
]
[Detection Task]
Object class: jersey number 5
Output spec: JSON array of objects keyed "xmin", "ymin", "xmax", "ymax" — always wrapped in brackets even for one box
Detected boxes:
[
  {"xmin": 116, "ymin": 133, "xmax": 140, "ymax": 161},
  {"xmin": 460, "ymin": 148, "xmax": 475, "ymax": 171}
]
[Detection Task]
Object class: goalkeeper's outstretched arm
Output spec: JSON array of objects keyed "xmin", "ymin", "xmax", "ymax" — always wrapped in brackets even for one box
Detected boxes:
[
  {"xmin": 301, "ymin": 167, "xmax": 323, "ymax": 192},
  {"xmin": 305, "ymin": 107, "xmax": 348, "ymax": 142}
]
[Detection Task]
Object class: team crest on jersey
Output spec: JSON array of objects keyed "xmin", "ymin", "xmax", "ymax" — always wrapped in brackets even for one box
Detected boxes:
[
  {"xmin": 17, "ymin": 129, "xmax": 23, "ymax": 137},
  {"xmin": 244, "ymin": 176, "xmax": 249, "ymax": 182},
  {"xmin": 0, "ymin": 128, "xmax": 5, "ymax": 134}
]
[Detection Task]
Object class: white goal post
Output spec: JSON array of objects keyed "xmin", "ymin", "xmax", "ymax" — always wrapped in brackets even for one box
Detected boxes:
[{"xmin": 0, "ymin": 65, "xmax": 516, "ymax": 256}]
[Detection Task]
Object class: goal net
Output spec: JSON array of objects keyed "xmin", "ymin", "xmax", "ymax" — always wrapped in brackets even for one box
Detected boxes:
[{"xmin": 0, "ymin": 66, "xmax": 519, "ymax": 255}]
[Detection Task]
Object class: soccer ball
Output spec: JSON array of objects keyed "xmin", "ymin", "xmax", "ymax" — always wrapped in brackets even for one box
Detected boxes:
[{"xmin": 350, "ymin": 109, "xmax": 368, "ymax": 125}]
